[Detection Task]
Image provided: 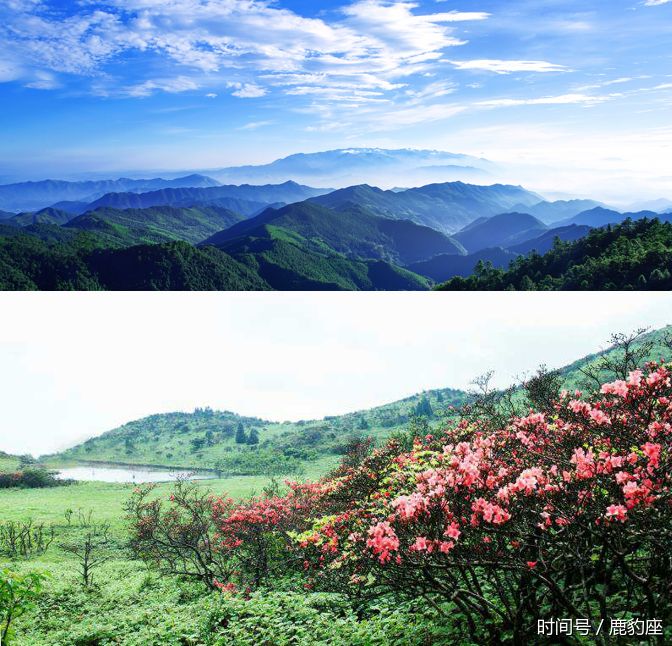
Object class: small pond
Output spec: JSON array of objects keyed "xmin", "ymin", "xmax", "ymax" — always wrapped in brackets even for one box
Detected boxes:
[{"xmin": 54, "ymin": 465, "xmax": 217, "ymax": 483}]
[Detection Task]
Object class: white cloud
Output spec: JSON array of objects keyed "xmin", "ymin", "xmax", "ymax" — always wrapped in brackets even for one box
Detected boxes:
[
  {"xmin": 654, "ymin": 83, "xmax": 672, "ymax": 89},
  {"xmin": 205, "ymin": 93, "xmax": 217, "ymax": 98},
  {"xmin": 95, "ymin": 76, "xmax": 199, "ymax": 98},
  {"xmin": 476, "ymin": 93, "xmax": 617, "ymax": 107},
  {"xmin": 446, "ymin": 59, "xmax": 569, "ymax": 74},
  {"xmin": 602, "ymin": 77, "xmax": 632, "ymax": 85},
  {"xmin": 644, "ymin": 0, "xmax": 671, "ymax": 5},
  {"xmin": 237, "ymin": 120, "xmax": 276, "ymax": 130},
  {"xmin": 232, "ymin": 84, "xmax": 266, "ymax": 98}
]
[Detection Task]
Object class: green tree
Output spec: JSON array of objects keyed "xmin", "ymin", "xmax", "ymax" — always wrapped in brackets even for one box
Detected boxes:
[
  {"xmin": 235, "ymin": 423, "xmax": 247, "ymax": 444},
  {"xmin": 247, "ymin": 428, "xmax": 260, "ymax": 445},
  {"xmin": 414, "ymin": 395, "xmax": 433, "ymax": 418}
]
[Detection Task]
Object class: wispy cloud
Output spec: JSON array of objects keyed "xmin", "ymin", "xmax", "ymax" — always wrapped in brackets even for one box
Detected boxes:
[
  {"xmin": 95, "ymin": 76, "xmax": 199, "ymax": 98},
  {"xmin": 237, "ymin": 121, "xmax": 276, "ymax": 131},
  {"xmin": 644, "ymin": 0, "xmax": 672, "ymax": 5},
  {"xmin": 446, "ymin": 60, "xmax": 570, "ymax": 74},
  {"xmin": 476, "ymin": 93, "xmax": 618, "ymax": 108}
]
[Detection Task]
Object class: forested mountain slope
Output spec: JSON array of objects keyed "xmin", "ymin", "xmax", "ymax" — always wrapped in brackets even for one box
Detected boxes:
[{"xmin": 202, "ymin": 201, "xmax": 466, "ymax": 265}]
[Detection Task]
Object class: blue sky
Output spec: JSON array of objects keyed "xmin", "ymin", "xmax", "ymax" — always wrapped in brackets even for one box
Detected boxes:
[{"xmin": 0, "ymin": 0, "xmax": 671, "ymax": 179}]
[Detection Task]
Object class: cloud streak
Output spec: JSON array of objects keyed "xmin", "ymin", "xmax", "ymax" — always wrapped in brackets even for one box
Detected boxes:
[{"xmin": 446, "ymin": 60, "xmax": 569, "ymax": 74}]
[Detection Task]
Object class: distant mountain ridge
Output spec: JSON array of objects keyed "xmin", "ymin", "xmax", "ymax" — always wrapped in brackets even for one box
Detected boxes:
[
  {"xmin": 307, "ymin": 182, "xmax": 542, "ymax": 234},
  {"xmin": 73, "ymin": 181, "xmax": 332, "ymax": 216},
  {"xmin": 507, "ymin": 199, "xmax": 610, "ymax": 223},
  {"xmin": 0, "ymin": 174, "xmax": 223, "ymax": 212}
]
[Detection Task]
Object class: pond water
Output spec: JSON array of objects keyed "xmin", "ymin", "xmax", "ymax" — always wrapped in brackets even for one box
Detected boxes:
[{"xmin": 54, "ymin": 465, "xmax": 217, "ymax": 484}]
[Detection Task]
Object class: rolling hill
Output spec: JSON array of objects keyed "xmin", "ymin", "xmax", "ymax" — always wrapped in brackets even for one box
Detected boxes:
[
  {"xmin": 308, "ymin": 182, "xmax": 543, "ymax": 234},
  {"xmin": 201, "ymin": 201, "xmax": 466, "ymax": 265},
  {"xmin": 44, "ymin": 324, "xmax": 672, "ymax": 473},
  {"xmin": 451, "ymin": 212, "xmax": 548, "ymax": 253}
]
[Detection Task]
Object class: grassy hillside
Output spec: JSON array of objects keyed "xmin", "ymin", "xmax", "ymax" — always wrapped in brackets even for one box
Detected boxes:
[
  {"xmin": 451, "ymin": 212, "xmax": 548, "ymax": 253},
  {"xmin": 0, "ymin": 451, "xmax": 20, "ymax": 471},
  {"xmin": 202, "ymin": 201, "xmax": 466, "ymax": 265},
  {"xmin": 213, "ymin": 224, "xmax": 432, "ymax": 291},
  {"xmin": 436, "ymin": 216, "xmax": 672, "ymax": 291},
  {"xmin": 48, "ymin": 387, "xmax": 467, "ymax": 473}
]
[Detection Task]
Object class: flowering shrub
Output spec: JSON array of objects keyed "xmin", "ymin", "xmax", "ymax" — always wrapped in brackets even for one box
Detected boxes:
[{"xmin": 296, "ymin": 361, "xmax": 672, "ymax": 642}]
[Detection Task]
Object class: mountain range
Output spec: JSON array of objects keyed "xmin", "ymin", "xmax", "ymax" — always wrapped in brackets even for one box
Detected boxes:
[
  {"xmin": 0, "ymin": 165, "xmax": 670, "ymax": 291},
  {"xmin": 0, "ymin": 174, "xmax": 223, "ymax": 212},
  {"xmin": 307, "ymin": 182, "xmax": 543, "ymax": 234}
]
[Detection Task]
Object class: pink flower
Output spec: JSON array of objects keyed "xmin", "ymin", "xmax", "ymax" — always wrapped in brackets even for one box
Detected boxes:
[
  {"xmin": 391, "ymin": 493, "xmax": 428, "ymax": 520},
  {"xmin": 366, "ymin": 522, "xmax": 400, "ymax": 563},
  {"xmin": 601, "ymin": 380, "xmax": 629, "ymax": 398},
  {"xmin": 605, "ymin": 505, "xmax": 627, "ymax": 522},
  {"xmin": 410, "ymin": 536, "xmax": 429, "ymax": 552},
  {"xmin": 439, "ymin": 540, "xmax": 455, "ymax": 553},
  {"xmin": 589, "ymin": 408, "xmax": 611, "ymax": 425},
  {"xmin": 444, "ymin": 521, "xmax": 461, "ymax": 541},
  {"xmin": 628, "ymin": 370, "xmax": 643, "ymax": 387},
  {"xmin": 642, "ymin": 442, "xmax": 661, "ymax": 469}
]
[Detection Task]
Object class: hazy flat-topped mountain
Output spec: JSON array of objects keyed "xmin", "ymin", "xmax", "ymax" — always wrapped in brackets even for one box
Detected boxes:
[
  {"xmin": 307, "ymin": 181, "xmax": 542, "ymax": 234},
  {"xmin": 201, "ymin": 201, "xmax": 466, "ymax": 266},
  {"xmin": 204, "ymin": 148, "xmax": 496, "ymax": 187},
  {"xmin": 0, "ymin": 174, "xmax": 223, "ymax": 212}
]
